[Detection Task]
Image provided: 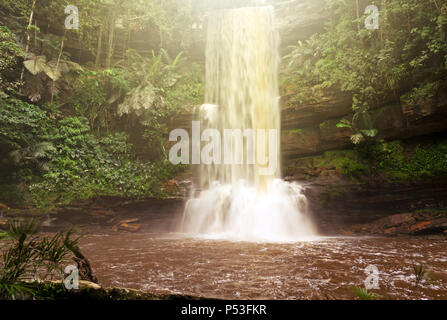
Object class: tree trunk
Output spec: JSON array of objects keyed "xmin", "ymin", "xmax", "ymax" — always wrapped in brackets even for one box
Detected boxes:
[
  {"xmin": 50, "ymin": 30, "xmax": 66, "ymax": 104},
  {"xmin": 355, "ymin": 0, "xmax": 361, "ymax": 33},
  {"xmin": 78, "ymin": 32, "xmax": 82, "ymax": 64},
  {"xmin": 70, "ymin": 246, "xmax": 98, "ymax": 283},
  {"xmin": 106, "ymin": 10, "xmax": 116, "ymax": 69},
  {"xmin": 34, "ymin": 20, "xmax": 38, "ymax": 49},
  {"xmin": 124, "ymin": 28, "xmax": 131, "ymax": 63},
  {"xmin": 19, "ymin": 0, "xmax": 37, "ymax": 85},
  {"xmin": 123, "ymin": 8, "xmax": 131, "ymax": 61},
  {"xmin": 95, "ymin": 21, "xmax": 104, "ymax": 67}
]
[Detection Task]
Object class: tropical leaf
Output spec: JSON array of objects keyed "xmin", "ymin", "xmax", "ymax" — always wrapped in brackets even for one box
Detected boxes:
[
  {"xmin": 118, "ymin": 84, "xmax": 156, "ymax": 117},
  {"xmin": 50, "ymin": 60, "xmax": 69, "ymax": 74},
  {"xmin": 8, "ymin": 142, "xmax": 55, "ymax": 167},
  {"xmin": 23, "ymin": 52, "xmax": 35, "ymax": 60},
  {"xmin": 336, "ymin": 122, "xmax": 353, "ymax": 129},
  {"xmin": 350, "ymin": 286, "xmax": 380, "ymax": 300},
  {"xmin": 23, "ymin": 56, "xmax": 47, "ymax": 75},
  {"xmin": 43, "ymin": 64, "xmax": 62, "ymax": 81},
  {"xmin": 44, "ymin": 60, "xmax": 71, "ymax": 81},
  {"xmin": 361, "ymin": 129, "xmax": 378, "ymax": 138},
  {"xmin": 65, "ymin": 61, "xmax": 83, "ymax": 72},
  {"xmin": 351, "ymin": 133, "xmax": 365, "ymax": 145}
]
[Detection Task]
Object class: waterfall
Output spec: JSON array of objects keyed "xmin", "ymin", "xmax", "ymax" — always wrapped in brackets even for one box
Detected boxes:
[{"xmin": 180, "ymin": 6, "xmax": 316, "ymax": 242}]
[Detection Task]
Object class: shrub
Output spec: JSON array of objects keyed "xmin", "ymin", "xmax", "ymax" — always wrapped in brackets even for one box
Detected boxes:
[
  {"xmin": 29, "ymin": 116, "xmax": 184, "ymax": 209},
  {"xmin": 0, "ymin": 220, "xmax": 80, "ymax": 300},
  {"xmin": 0, "ymin": 26, "xmax": 23, "ymax": 93},
  {"xmin": 370, "ymin": 140, "xmax": 447, "ymax": 180}
]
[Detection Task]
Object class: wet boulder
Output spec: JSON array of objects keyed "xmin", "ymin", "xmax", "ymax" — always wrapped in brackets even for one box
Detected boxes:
[{"xmin": 114, "ymin": 218, "xmax": 142, "ymax": 233}]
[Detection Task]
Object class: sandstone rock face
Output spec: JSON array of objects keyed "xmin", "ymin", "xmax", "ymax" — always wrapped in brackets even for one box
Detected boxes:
[
  {"xmin": 350, "ymin": 212, "xmax": 447, "ymax": 237},
  {"xmin": 170, "ymin": 81, "xmax": 447, "ymax": 165},
  {"xmin": 372, "ymin": 103, "xmax": 405, "ymax": 139},
  {"xmin": 399, "ymin": 87, "xmax": 447, "ymax": 138},
  {"xmin": 303, "ymin": 177, "xmax": 447, "ymax": 235},
  {"xmin": 319, "ymin": 117, "xmax": 352, "ymax": 151},
  {"xmin": 402, "ymin": 102, "xmax": 438, "ymax": 125},
  {"xmin": 282, "ymin": 127, "xmax": 320, "ymax": 159},
  {"xmin": 277, "ymin": 81, "xmax": 447, "ymax": 164},
  {"xmin": 281, "ymin": 92, "xmax": 352, "ymax": 130},
  {"xmin": 165, "ymin": 3, "xmax": 447, "ymax": 172}
]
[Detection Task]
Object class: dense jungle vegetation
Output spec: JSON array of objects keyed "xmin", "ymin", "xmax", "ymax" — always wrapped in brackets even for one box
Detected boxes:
[
  {"xmin": 283, "ymin": 0, "xmax": 447, "ymax": 178},
  {"xmin": 0, "ymin": 0, "xmax": 203, "ymax": 210},
  {"xmin": 284, "ymin": 0, "xmax": 446, "ymax": 140},
  {"xmin": 0, "ymin": 0, "xmax": 446, "ymax": 301},
  {"xmin": 0, "ymin": 0, "xmax": 447, "ymax": 210}
]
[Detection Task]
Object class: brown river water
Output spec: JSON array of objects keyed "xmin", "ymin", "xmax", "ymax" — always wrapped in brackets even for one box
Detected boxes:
[
  {"xmin": 78, "ymin": 233, "xmax": 447, "ymax": 300},
  {"xmin": 40, "ymin": 200, "xmax": 447, "ymax": 300}
]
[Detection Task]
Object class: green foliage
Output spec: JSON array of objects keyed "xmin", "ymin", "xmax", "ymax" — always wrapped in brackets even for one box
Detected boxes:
[
  {"xmin": 166, "ymin": 62, "xmax": 204, "ymax": 109},
  {"xmin": 0, "ymin": 98, "xmax": 54, "ymax": 181},
  {"xmin": 401, "ymin": 81, "xmax": 439, "ymax": 108},
  {"xmin": 336, "ymin": 119, "xmax": 378, "ymax": 145},
  {"xmin": 369, "ymin": 140, "xmax": 447, "ymax": 180},
  {"xmin": 0, "ymin": 1, "xmax": 197, "ymax": 209},
  {"xmin": 143, "ymin": 59, "xmax": 203, "ymax": 154},
  {"xmin": 22, "ymin": 54, "xmax": 77, "ymax": 82},
  {"xmin": 25, "ymin": 0, "xmax": 196, "ymax": 68},
  {"xmin": 28, "ymin": 116, "xmax": 183, "ymax": 209},
  {"xmin": 320, "ymin": 150, "xmax": 369, "ymax": 177},
  {"xmin": 117, "ymin": 49, "xmax": 184, "ymax": 115},
  {"xmin": 290, "ymin": 129, "xmax": 303, "ymax": 136},
  {"xmin": 283, "ymin": 0, "xmax": 447, "ymax": 144},
  {"xmin": 9, "ymin": 142, "xmax": 55, "ymax": 174},
  {"xmin": 68, "ymin": 49, "xmax": 203, "ymax": 153},
  {"xmin": 69, "ymin": 68, "xmax": 127, "ymax": 132},
  {"xmin": 413, "ymin": 262, "xmax": 430, "ymax": 286},
  {"xmin": 340, "ymin": 158, "xmax": 368, "ymax": 177},
  {"xmin": 0, "ymin": 220, "xmax": 80, "ymax": 300},
  {"xmin": 290, "ymin": 140, "xmax": 447, "ymax": 182},
  {"xmin": 117, "ymin": 49, "xmax": 203, "ymax": 152},
  {"xmin": 350, "ymin": 286, "xmax": 380, "ymax": 300},
  {"xmin": 0, "ymin": 96, "xmax": 185, "ymax": 208},
  {"xmin": 286, "ymin": 150, "xmax": 369, "ymax": 179},
  {"xmin": 112, "ymin": 0, "xmax": 196, "ymax": 50},
  {"xmin": 0, "ymin": 98, "xmax": 55, "ymax": 189},
  {"xmin": 0, "ymin": 0, "xmax": 35, "ymax": 17},
  {"xmin": 0, "ymin": 184, "xmax": 28, "ymax": 206},
  {"xmin": 0, "ymin": 97, "xmax": 51, "ymax": 151},
  {"xmin": 34, "ymin": 33, "xmax": 69, "ymax": 62},
  {"xmin": 0, "ymin": 26, "xmax": 23, "ymax": 93}
]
